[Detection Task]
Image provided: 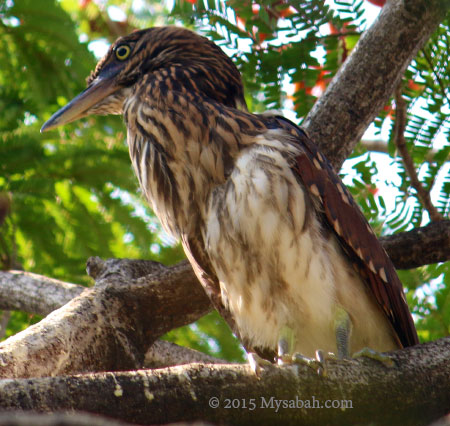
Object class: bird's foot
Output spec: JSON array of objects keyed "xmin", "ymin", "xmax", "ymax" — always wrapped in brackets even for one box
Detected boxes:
[
  {"xmin": 278, "ymin": 349, "xmax": 334, "ymax": 377},
  {"xmin": 352, "ymin": 347, "xmax": 394, "ymax": 368},
  {"xmin": 247, "ymin": 352, "xmax": 273, "ymax": 377}
]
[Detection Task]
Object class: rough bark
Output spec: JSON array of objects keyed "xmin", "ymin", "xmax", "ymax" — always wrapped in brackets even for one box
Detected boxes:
[
  {"xmin": 0, "ymin": 337, "xmax": 448, "ymax": 426},
  {"xmin": 0, "ymin": 264, "xmax": 221, "ymax": 368},
  {"xmin": 380, "ymin": 220, "xmax": 450, "ymax": 269},
  {"xmin": 0, "ymin": 270, "xmax": 85, "ymax": 316},
  {"xmin": 303, "ymin": 0, "xmax": 447, "ymax": 170},
  {"xmin": 0, "ymin": 259, "xmax": 211, "ymax": 378}
]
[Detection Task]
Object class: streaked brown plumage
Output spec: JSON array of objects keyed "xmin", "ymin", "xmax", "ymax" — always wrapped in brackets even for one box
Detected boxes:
[{"xmin": 42, "ymin": 26, "xmax": 418, "ymax": 362}]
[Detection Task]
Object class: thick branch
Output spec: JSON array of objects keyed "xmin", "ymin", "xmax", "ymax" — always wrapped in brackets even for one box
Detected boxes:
[
  {"xmin": 0, "ymin": 270, "xmax": 84, "ymax": 316},
  {"xmin": 304, "ymin": 0, "xmax": 447, "ymax": 169},
  {"xmin": 0, "ymin": 337, "xmax": 448, "ymax": 425},
  {"xmin": 380, "ymin": 220, "xmax": 450, "ymax": 269},
  {"xmin": 0, "ymin": 259, "xmax": 211, "ymax": 378},
  {"xmin": 144, "ymin": 340, "xmax": 228, "ymax": 368},
  {"xmin": 0, "ymin": 265, "xmax": 222, "ymax": 371}
]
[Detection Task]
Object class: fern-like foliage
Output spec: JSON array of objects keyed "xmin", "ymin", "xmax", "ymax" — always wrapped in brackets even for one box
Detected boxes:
[{"xmin": 0, "ymin": 0, "xmax": 185, "ymax": 336}]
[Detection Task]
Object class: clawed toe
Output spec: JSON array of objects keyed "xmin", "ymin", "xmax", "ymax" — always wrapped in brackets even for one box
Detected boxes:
[
  {"xmin": 247, "ymin": 352, "xmax": 273, "ymax": 376},
  {"xmin": 278, "ymin": 349, "xmax": 332, "ymax": 376},
  {"xmin": 352, "ymin": 347, "xmax": 395, "ymax": 368}
]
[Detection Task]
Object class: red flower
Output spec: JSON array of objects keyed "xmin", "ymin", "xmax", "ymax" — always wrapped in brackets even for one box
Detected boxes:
[{"xmin": 366, "ymin": 0, "xmax": 386, "ymax": 6}]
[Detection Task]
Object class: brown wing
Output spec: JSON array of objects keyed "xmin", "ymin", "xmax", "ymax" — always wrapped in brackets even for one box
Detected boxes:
[
  {"xmin": 181, "ymin": 233, "xmax": 277, "ymax": 361},
  {"xmin": 275, "ymin": 117, "xmax": 419, "ymax": 348}
]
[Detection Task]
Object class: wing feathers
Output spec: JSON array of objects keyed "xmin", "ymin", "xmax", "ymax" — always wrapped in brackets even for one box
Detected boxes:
[{"xmin": 283, "ymin": 120, "xmax": 419, "ymax": 348}]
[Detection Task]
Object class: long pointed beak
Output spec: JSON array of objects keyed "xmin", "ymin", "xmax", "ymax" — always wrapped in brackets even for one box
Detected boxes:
[{"xmin": 41, "ymin": 76, "xmax": 118, "ymax": 133}]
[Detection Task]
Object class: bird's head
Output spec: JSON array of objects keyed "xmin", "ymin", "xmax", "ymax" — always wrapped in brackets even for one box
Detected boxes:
[{"xmin": 41, "ymin": 26, "xmax": 246, "ymax": 132}]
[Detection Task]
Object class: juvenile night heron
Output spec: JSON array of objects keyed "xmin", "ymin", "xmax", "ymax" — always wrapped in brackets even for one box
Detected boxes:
[{"xmin": 41, "ymin": 26, "xmax": 418, "ymax": 367}]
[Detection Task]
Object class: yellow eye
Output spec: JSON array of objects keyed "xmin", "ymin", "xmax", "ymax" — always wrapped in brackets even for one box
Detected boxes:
[{"xmin": 115, "ymin": 44, "xmax": 131, "ymax": 61}]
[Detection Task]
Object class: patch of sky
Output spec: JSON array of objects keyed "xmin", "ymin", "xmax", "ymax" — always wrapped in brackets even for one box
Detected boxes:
[
  {"xmin": 88, "ymin": 39, "xmax": 110, "ymax": 58},
  {"xmin": 108, "ymin": 5, "xmax": 127, "ymax": 22}
]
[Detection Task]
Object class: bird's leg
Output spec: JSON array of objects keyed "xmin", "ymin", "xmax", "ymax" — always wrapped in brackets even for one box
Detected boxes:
[
  {"xmin": 277, "ymin": 325, "xmax": 295, "ymax": 362},
  {"xmin": 334, "ymin": 305, "xmax": 352, "ymax": 359},
  {"xmin": 277, "ymin": 326, "xmax": 326, "ymax": 375},
  {"xmin": 334, "ymin": 306, "xmax": 394, "ymax": 367}
]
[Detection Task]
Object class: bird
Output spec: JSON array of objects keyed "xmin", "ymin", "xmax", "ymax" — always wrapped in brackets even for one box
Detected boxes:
[{"xmin": 41, "ymin": 26, "xmax": 419, "ymax": 367}]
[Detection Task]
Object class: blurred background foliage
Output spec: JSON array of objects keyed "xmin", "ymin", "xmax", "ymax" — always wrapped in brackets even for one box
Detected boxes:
[{"xmin": 0, "ymin": 0, "xmax": 448, "ymax": 358}]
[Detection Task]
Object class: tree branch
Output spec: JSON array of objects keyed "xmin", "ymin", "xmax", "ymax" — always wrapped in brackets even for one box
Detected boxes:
[
  {"xmin": 304, "ymin": 0, "xmax": 447, "ymax": 170},
  {"xmin": 144, "ymin": 340, "xmax": 229, "ymax": 368},
  {"xmin": 380, "ymin": 220, "xmax": 450, "ymax": 269},
  {"xmin": 0, "ymin": 270, "xmax": 85, "ymax": 316},
  {"xmin": 393, "ymin": 86, "xmax": 444, "ymax": 222},
  {"xmin": 0, "ymin": 259, "xmax": 211, "ymax": 378},
  {"xmin": 0, "ymin": 337, "xmax": 448, "ymax": 425},
  {"xmin": 0, "ymin": 263, "xmax": 225, "ymax": 373},
  {"xmin": 359, "ymin": 139, "xmax": 448, "ymax": 162}
]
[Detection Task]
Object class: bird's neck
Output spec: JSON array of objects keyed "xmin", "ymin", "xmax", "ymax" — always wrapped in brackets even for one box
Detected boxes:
[{"xmin": 123, "ymin": 77, "xmax": 256, "ymax": 237}]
